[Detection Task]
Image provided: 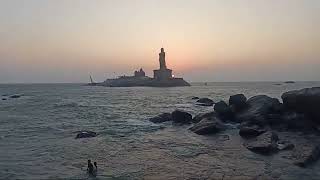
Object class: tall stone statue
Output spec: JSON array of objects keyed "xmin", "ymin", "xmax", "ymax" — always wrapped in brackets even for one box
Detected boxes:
[{"xmin": 159, "ymin": 48, "xmax": 166, "ymax": 69}]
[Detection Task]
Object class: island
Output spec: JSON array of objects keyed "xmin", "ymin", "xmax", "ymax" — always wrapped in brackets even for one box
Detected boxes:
[{"xmin": 88, "ymin": 48, "xmax": 190, "ymax": 87}]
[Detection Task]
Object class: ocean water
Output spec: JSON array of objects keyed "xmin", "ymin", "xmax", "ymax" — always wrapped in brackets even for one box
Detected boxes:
[{"xmin": 0, "ymin": 82, "xmax": 320, "ymax": 179}]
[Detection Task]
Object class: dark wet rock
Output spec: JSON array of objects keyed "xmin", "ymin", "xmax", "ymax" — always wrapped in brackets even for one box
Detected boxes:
[
  {"xmin": 239, "ymin": 125, "xmax": 266, "ymax": 138},
  {"xmin": 271, "ymin": 102, "xmax": 285, "ymax": 114},
  {"xmin": 280, "ymin": 111, "xmax": 315, "ymax": 131},
  {"xmin": 149, "ymin": 113, "xmax": 172, "ymax": 123},
  {"xmin": 192, "ymin": 111, "xmax": 216, "ymax": 123},
  {"xmin": 75, "ymin": 131, "xmax": 97, "ymax": 139},
  {"xmin": 2, "ymin": 98, "xmax": 6, "ymax": 100},
  {"xmin": 189, "ymin": 116, "xmax": 226, "ymax": 135},
  {"xmin": 266, "ymin": 113, "xmax": 283, "ymax": 128},
  {"xmin": 281, "ymin": 87, "xmax": 320, "ymax": 122},
  {"xmin": 196, "ymin": 98, "xmax": 214, "ymax": 106},
  {"xmin": 10, "ymin": 94, "xmax": 21, "ymax": 98},
  {"xmin": 229, "ymin": 94, "xmax": 247, "ymax": 112},
  {"xmin": 292, "ymin": 145, "xmax": 320, "ymax": 167},
  {"xmin": 236, "ymin": 95, "xmax": 281, "ymax": 126},
  {"xmin": 214, "ymin": 101, "xmax": 234, "ymax": 120},
  {"xmin": 277, "ymin": 140, "xmax": 295, "ymax": 151},
  {"xmin": 218, "ymin": 134, "xmax": 230, "ymax": 141},
  {"xmin": 171, "ymin": 110, "xmax": 192, "ymax": 124},
  {"xmin": 191, "ymin": 96, "xmax": 199, "ymax": 100},
  {"xmin": 244, "ymin": 131, "xmax": 279, "ymax": 155},
  {"xmin": 214, "ymin": 101, "xmax": 230, "ymax": 114}
]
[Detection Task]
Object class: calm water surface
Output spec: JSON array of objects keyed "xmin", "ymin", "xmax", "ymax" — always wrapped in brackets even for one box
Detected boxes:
[{"xmin": 0, "ymin": 82, "xmax": 320, "ymax": 179}]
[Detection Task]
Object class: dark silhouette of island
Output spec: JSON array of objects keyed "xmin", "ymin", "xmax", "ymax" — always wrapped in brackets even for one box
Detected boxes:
[{"xmin": 88, "ymin": 48, "xmax": 190, "ymax": 87}]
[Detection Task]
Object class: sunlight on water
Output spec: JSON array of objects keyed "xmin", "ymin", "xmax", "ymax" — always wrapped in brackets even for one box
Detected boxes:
[{"xmin": 0, "ymin": 82, "xmax": 320, "ymax": 179}]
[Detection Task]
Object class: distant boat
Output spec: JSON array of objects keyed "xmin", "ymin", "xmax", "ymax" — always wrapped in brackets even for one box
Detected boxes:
[
  {"xmin": 87, "ymin": 75, "xmax": 99, "ymax": 86},
  {"xmin": 284, "ymin": 81, "xmax": 295, "ymax": 84},
  {"xmin": 204, "ymin": 82, "xmax": 208, "ymax": 86}
]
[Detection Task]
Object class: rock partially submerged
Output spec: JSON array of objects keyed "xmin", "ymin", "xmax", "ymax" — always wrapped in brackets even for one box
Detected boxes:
[
  {"xmin": 149, "ymin": 113, "xmax": 172, "ymax": 123},
  {"xmin": 192, "ymin": 111, "xmax": 216, "ymax": 123},
  {"xmin": 191, "ymin": 96, "xmax": 199, "ymax": 100},
  {"xmin": 75, "ymin": 131, "xmax": 97, "ymax": 139},
  {"xmin": 284, "ymin": 81, "xmax": 295, "ymax": 84},
  {"xmin": 171, "ymin": 110, "xmax": 192, "ymax": 124},
  {"xmin": 196, "ymin": 98, "xmax": 214, "ymax": 106},
  {"xmin": 239, "ymin": 125, "xmax": 266, "ymax": 138},
  {"xmin": 277, "ymin": 140, "xmax": 295, "ymax": 151},
  {"xmin": 229, "ymin": 94, "xmax": 247, "ymax": 112},
  {"xmin": 282, "ymin": 87, "xmax": 320, "ymax": 122},
  {"xmin": 280, "ymin": 111, "xmax": 315, "ymax": 131},
  {"xmin": 10, "ymin": 94, "xmax": 21, "ymax": 98},
  {"xmin": 236, "ymin": 95, "xmax": 281, "ymax": 126},
  {"xmin": 292, "ymin": 145, "xmax": 320, "ymax": 167},
  {"xmin": 244, "ymin": 131, "xmax": 279, "ymax": 155},
  {"xmin": 189, "ymin": 116, "xmax": 226, "ymax": 135},
  {"xmin": 214, "ymin": 101, "xmax": 234, "ymax": 120}
]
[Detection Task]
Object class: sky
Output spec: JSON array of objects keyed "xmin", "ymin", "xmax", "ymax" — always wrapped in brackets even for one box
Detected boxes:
[{"xmin": 0, "ymin": 0, "xmax": 319, "ymax": 83}]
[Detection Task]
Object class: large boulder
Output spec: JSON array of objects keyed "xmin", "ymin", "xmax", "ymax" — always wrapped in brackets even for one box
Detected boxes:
[
  {"xmin": 236, "ymin": 95, "xmax": 281, "ymax": 126},
  {"xmin": 75, "ymin": 131, "xmax": 97, "ymax": 139},
  {"xmin": 281, "ymin": 87, "xmax": 320, "ymax": 122},
  {"xmin": 214, "ymin": 101, "xmax": 234, "ymax": 120},
  {"xmin": 192, "ymin": 112, "xmax": 216, "ymax": 123},
  {"xmin": 171, "ymin": 110, "xmax": 192, "ymax": 124},
  {"xmin": 239, "ymin": 125, "xmax": 266, "ymax": 138},
  {"xmin": 244, "ymin": 131, "xmax": 279, "ymax": 155},
  {"xmin": 281, "ymin": 111, "xmax": 315, "ymax": 131},
  {"xmin": 149, "ymin": 113, "xmax": 172, "ymax": 123},
  {"xmin": 292, "ymin": 145, "xmax": 320, "ymax": 167},
  {"xmin": 229, "ymin": 94, "xmax": 247, "ymax": 112},
  {"xmin": 189, "ymin": 116, "xmax": 226, "ymax": 135},
  {"xmin": 196, "ymin": 98, "xmax": 214, "ymax": 106}
]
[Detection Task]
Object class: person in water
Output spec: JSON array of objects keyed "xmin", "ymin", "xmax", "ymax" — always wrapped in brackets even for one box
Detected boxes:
[
  {"xmin": 94, "ymin": 162, "xmax": 97, "ymax": 172},
  {"xmin": 87, "ymin": 160, "xmax": 94, "ymax": 175}
]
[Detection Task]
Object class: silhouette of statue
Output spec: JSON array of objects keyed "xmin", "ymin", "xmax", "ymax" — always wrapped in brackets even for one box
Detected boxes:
[{"xmin": 159, "ymin": 48, "xmax": 166, "ymax": 69}]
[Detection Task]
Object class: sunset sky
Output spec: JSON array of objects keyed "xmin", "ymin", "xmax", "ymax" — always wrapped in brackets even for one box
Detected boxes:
[{"xmin": 0, "ymin": 0, "xmax": 319, "ymax": 83}]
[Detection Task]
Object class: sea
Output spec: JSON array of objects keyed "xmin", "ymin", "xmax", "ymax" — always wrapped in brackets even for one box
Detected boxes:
[{"xmin": 0, "ymin": 82, "xmax": 320, "ymax": 180}]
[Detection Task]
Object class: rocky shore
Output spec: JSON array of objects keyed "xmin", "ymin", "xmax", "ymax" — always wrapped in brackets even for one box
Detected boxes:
[{"xmin": 149, "ymin": 87, "xmax": 320, "ymax": 169}]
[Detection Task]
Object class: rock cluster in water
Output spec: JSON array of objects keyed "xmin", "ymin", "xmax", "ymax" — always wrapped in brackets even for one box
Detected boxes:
[
  {"xmin": 196, "ymin": 98, "xmax": 215, "ymax": 106},
  {"xmin": 149, "ymin": 87, "xmax": 320, "ymax": 168}
]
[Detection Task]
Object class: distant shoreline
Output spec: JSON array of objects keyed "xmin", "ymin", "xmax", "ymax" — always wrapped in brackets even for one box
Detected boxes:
[{"xmin": 0, "ymin": 81, "xmax": 319, "ymax": 85}]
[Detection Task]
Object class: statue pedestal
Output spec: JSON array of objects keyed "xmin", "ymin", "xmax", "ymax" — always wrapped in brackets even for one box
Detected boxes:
[{"xmin": 153, "ymin": 68, "xmax": 172, "ymax": 80}]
